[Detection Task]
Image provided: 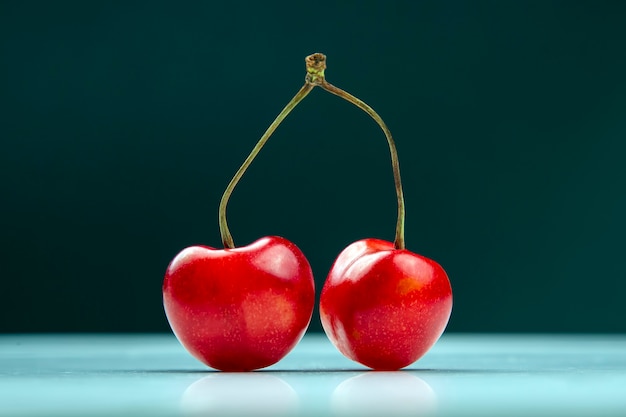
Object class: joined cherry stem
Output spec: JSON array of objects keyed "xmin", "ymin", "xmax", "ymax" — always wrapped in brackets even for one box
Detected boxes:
[
  {"xmin": 218, "ymin": 83, "xmax": 314, "ymax": 248},
  {"xmin": 219, "ymin": 53, "xmax": 406, "ymax": 250}
]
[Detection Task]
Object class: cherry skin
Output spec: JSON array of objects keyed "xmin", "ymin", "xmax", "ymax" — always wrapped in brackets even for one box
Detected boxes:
[
  {"xmin": 163, "ymin": 236, "xmax": 315, "ymax": 371},
  {"xmin": 320, "ymin": 238, "xmax": 452, "ymax": 370}
]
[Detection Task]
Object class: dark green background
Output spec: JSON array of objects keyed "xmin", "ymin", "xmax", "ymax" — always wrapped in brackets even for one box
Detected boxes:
[{"xmin": 1, "ymin": 1, "xmax": 625, "ymax": 333}]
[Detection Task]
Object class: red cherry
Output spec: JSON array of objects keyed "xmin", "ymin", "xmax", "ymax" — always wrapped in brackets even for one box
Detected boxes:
[
  {"xmin": 297, "ymin": 53, "xmax": 453, "ymax": 370},
  {"xmin": 161, "ymin": 56, "xmax": 324, "ymax": 371},
  {"xmin": 320, "ymin": 238, "xmax": 452, "ymax": 370},
  {"xmin": 163, "ymin": 236, "xmax": 315, "ymax": 371}
]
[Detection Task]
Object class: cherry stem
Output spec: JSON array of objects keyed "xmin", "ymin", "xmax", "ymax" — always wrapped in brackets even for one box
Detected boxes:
[
  {"xmin": 218, "ymin": 53, "xmax": 406, "ymax": 250},
  {"xmin": 219, "ymin": 83, "xmax": 314, "ymax": 248},
  {"xmin": 305, "ymin": 54, "xmax": 406, "ymax": 250}
]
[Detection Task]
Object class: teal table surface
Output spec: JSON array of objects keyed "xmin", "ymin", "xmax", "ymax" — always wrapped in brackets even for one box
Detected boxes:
[{"xmin": 1, "ymin": 333, "xmax": 625, "ymax": 417}]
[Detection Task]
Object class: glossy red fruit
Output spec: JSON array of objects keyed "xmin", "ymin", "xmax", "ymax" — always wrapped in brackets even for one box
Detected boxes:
[
  {"xmin": 320, "ymin": 238, "xmax": 452, "ymax": 370},
  {"xmin": 163, "ymin": 236, "xmax": 315, "ymax": 371}
]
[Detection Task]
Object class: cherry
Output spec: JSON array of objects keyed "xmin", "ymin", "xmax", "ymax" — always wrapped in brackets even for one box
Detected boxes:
[
  {"xmin": 162, "ymin": 57, "xmax": 325, "ymax": 371},
  {"xmin": 320, "ymin": 239, "xmax": 452, "ymax": 370},
  {"xmin": 163, "ymin": 237, "xmax": 314, "ymax": 371},
  {"xmin": 306, "ymin": 53, "xmax": 453, "ymax": 370}
]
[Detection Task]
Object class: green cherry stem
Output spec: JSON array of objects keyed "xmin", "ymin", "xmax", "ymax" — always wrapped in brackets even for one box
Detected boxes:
[
  {"xmin": 219, "ymin": 82, "xmax": 314, "ymax": 248},
  {"xmin": 219, "ymin": 53, "xmax": 406, "ymax": 250},
  {"xmin": 305, "ymin": 53, "xmax": 406, "ymax": 250}
]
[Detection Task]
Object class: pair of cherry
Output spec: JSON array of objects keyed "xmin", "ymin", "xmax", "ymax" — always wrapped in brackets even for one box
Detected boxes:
[{"xmin": 162, "ymin": 54, "xmax": 452, "ymax": 371}]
